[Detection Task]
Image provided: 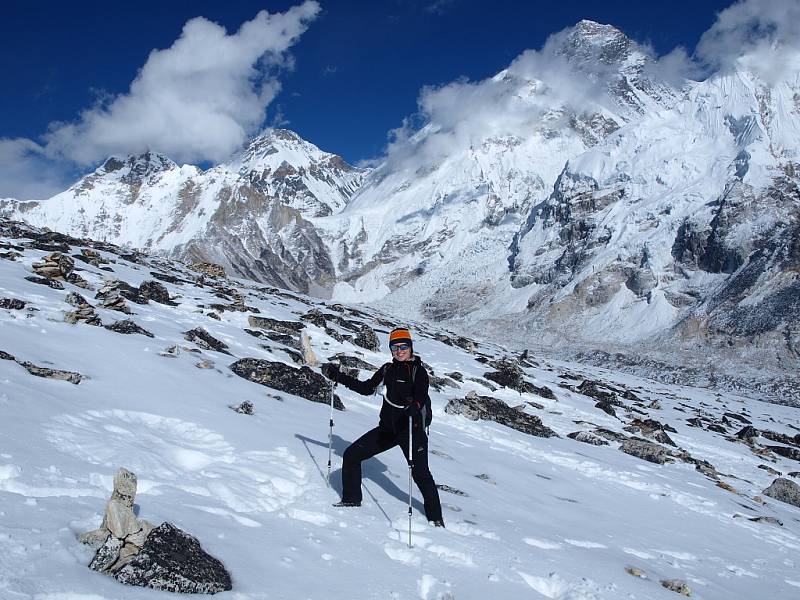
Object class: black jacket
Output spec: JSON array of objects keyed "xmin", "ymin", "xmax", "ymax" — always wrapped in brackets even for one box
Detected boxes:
[{"xmin": 335, "ymin": 355, "xmax": 430, "ymax": 431}]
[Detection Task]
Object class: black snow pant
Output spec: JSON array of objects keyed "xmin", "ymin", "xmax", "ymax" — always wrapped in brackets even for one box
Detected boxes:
[{"xmin": 341, "ymin": 423, "xmax": 443, "ymax": 522}]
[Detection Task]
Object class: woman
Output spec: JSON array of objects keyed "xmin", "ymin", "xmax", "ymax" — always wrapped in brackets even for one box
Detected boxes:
[{"xmin": 322, "ymin": 327, "xmax": 444, "ymax": 527}]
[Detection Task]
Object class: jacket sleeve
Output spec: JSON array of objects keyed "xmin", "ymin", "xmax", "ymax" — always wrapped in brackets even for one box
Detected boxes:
[
  {"xmin": 335, "ymin": 364, "xmax": 386, "ymax": 396},
  {"xmin": 412, "ymin": 366, "xmax": 430, "ymax": 408}
]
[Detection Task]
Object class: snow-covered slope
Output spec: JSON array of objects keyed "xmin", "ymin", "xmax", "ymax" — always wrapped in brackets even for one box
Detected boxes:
[{"xmin": 2, "ymin": 220, "xmax": 800, "ymax": 599}]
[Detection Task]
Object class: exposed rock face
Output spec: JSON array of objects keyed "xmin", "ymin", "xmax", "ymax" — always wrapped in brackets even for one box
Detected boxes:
[
  {"xmin": 19, "ymin": 361, "xmax": 83, "ymax": 384},
  {"xmin": 138, "ymin": 280, "xmax": 172, "ymax": 304},
  {"xmin": 619, "ymin": 438, "xmax": 670, "ymax": 464},
  {"xmin": 229, "ymin": 358, "xmax": 344, "ymax": 410},
  {"xmin": 183, "ymin": 328, "xmax": 230, "ymax": 354},
  {"xmin": 763, "ymin": 478, "xmax": 800, "ymax": 508},
  {"xmin": 113, "ymin": 523, "xmax": 232, "ymax": 594},
  {"xmin": 444, "ymin": 392, "xmax": 557, "ymax": 437},
  {"xmin": 568, "ymin": 431, "xmax": 609, "ymax": 446},
  {"xmin": 106, "ymin": 320, "xmax": 155, "ymax": 338},
  {"xmin": 353, "ymin": 325, "xmax": 380, "ymax": 351},
  {"xmin": 0, "ymin": 297, "xmax": 26, "ymax": 310},
  {"xmin": 247, "ymin": 315, "xmax": 304, "ymax": 335}
]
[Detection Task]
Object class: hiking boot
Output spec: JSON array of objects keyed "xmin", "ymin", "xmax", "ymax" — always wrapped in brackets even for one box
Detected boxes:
[
  {"xmin": 429, "ymin": 519, "xmax": 445, "ymax": 528},
  {"xmin": 332, "ymin": 501, "xmax": 361, "ymax": 508}
]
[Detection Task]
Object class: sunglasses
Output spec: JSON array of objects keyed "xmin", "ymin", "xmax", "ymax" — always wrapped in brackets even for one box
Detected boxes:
[{"xmin": 390, "ymin": 343, "xmax": 411, "ymax": 352}]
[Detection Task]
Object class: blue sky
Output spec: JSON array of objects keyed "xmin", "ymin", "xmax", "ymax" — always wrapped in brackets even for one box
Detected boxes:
[{"xmin": 1, "ymin": 0, "xmax": 737, "ymax": 197}]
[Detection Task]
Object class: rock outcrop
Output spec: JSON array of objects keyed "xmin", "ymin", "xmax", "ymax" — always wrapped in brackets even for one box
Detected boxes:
[{"xmin": 444, "ymin": 392, "xmax": 557, "ymax": 437}]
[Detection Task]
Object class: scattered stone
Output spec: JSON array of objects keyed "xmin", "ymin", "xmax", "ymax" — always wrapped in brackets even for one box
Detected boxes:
[
  {"xmin": 762, "ymin": 430, "xmax": 800, "ymax": 447},
  {"xmin": 189, "ymin": 262, "xmax": 226, "ymax": 279},
  {"xmin": 353, "ymin": 325, "xmax": 380, "ymax": 351},
  {"xmin": 183, "ymin": 328, "xmax": 231, "ymax": 355},
  {"xmin": 594, "ymin": 428, "xmax": 628, "ymax": 443},
  {"xmin": 724, "ymin": 412, "xmax": 752, "ymax": 424},
  {"xmin": 762, "ymin": 478, "xmax": 800, "ymax": 508},
  {"xmin": 113, "ymin": 522, "xmax": 232, "ymax": 594},
  {"xmin": 106, "ymin": 320, "xmax": 155, "ymax": 338},
  {"xmin": 229, "ymin": 358, "xmax": 343, "ymax": 410},
  {"xmin": 0, "ymin": 298, "xmax": 26, "ymax": 310},
  {"xmin": 595, "ymin": 401, "xmax": 617, "ymax": 417},
  {"xmin": 578, "ymin": 380, "xmax": 619, "ymax": 404},
  {"xmin": 207, "ymin": 312, "xmax": 221, "ymax": 320},
  {"xmin": 195, "ymin": 360, "xmax": 215, "ymax": 369},
  {"xmin": 660, "ymin": 579, "xmax": 691, "ymax": 596},
  {"xmin": 758, "ymin": 464, "xmax": 782, "ymax": 476},
  {"xmin": 648, "ymin": 399, "xmax": 662, "ymax": 410},
  {"xmin": 625, "ymin": 566, "xmax": 647, "ymax": 579},
  {"xmin": 300, "ymin": 308, "xmax": 328, "ymax": 328},
  {"xmin": 138, "ymin": 280, "xmax": 172, "ymax": 304},
  {"xmin": 247, "ymin": 315, "xmax": 304, "ymax": 335},
  {"xmin": 733, "ymin": 513, "xmax": 783, "ymax": 526},
  {"xmin": 568, "ymin": 431, "xmax": 610, "ymax": 446},
  {"xmin": 735, "ymin": 425, "xmax": 759, "ymax": 440},
  {"xmin": 475, "ymin": 473, "xmax": 496, "ymax": 484},
  {"xmin": 230, "ymin": 400, "xmax": 254, "ymax": 415},
  {"xmin": 25, "ymin": 275, "xmax": 64, "ymax": 289},
  {"xmin": 19, "ymin": 361, "xmax": 83, "ymax": 384},
  {"xmin": 446, "ymin": 371, "xmax": 463, "ymax": 382},
  {"xmin": 686, "ymin": 417, "xmax": 703, "ymax": 428},
  {"xmin": 436, "ymin": 484, "xmax": 468, "ymax": 496},
  {"xmin": 716, "ymin": 481, "xmax": 739, "ymax": 494},
  {"xmin": 619, "ymin": 438, "xmax": 671, "ymax": 464},
  {"xmin": 160, "ymin": 346, "xmax": 181, "ymax": 358},
  {"xmin": 766, "ymin": 445, "xmax": 800, "ymax": 461},
  {"xmin": 444, "ymin": 392, "xmax": 557, "ymax": 438}
]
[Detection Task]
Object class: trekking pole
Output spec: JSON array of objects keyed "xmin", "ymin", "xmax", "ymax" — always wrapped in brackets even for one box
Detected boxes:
[
  {"xmin": 327, "ymin": 382, "xmax": 336, "ymax": 487},
  {"xmin": 407, "ymin": 414, "xmax": 413, "ymax": 548}
]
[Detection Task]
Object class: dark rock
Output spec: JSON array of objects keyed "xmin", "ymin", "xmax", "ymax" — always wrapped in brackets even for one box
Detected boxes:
[
  {"xmin": 247, "ymin": 315, "xmax": 304, "ymax": 335},
  {"xmin": 595, "ymin": 401, "xmax": 617, "ymax": 417},
  {"xmin": 444, "ymin": 392, "xmax": 557, "ymax": 438},
  {"xmin": 19, "ymin": 361, "xmax": 83, "ymax": 384},
  {"xmin": 736, "ymin": 425, "xmax": 759, "ymax": 439},
  {"xmin": 624, "ymin": 418, "xmax": 677, "ymax": 446},
  {"xmin": 183, "ymin": 328, "xmax": 230, "ymax": 354},
  {"xmin": 619, "ymin": 438, "xmax": 671, "ymax": 464},
  {"xmin": 149, "ymin": 271, "xmax": 182, "ymax": 285},
  {"xmin": 568, "ymin": 431, "xmax": 609, "ymax": 446},
  {"xmin": 660, "ymin": 579, "xmax": 691, "ymax": 596},
  {"xmin": 446, "ymin": 371, "xmax": 463, "ymax": 382},
  {"xmin": 105, "ymin": 320, "xmax": 155, "ymax": 338},
  {"xmin": 483, "ymin": 359, "xmax": 538, "ymax": 394},
  {"xmin": 88, "ymin": 535, "xmax": 123, "ymax": 572},
  {"xmin": 353, "ymin": 325, "xmax": 380, "ymax": 351},
  {"xmin": 436, "ymin": 484, "xmax": 468, "ymax": 496},
  {"xmin": 724, "ymin": 412, "xmax": 752, "ymax": 424},
  {"xmin": 578, "ymin": 380, "xmax": 619, "ymax": 404},
  {"xmin": 766, "ymin": 445, "xmax": 800, "ymax": 461},
  {"xmin": 25, "ymin": 275, "xmax": 64, "ymax": 289},
  {"xmin": 331, "ymin": 355, "xmax": 378, "ymax": 371},
  {"xmin": 0, "ymin": 350, "xmax": 15, "ymax": 361},
  {"xmin": 0, "ymin": 298, "xmax": 26, "ymax": 310},
  {"xmin": 229, "ymin": 358, "xmax": 344, "ymax": 410},
  {"xmin": 686, "ymin": 418, "xmax": 703, "ymax": 427},
  {"xmin": 138, "ymin": 280, "xmax": 172, "ymax": 305},
  {"xmin": 788, "ymin": 471, "xmax": 800, "ymax": 478},
  {"xmin": 300, "ymin": 309, "xmax": 328, "ymax": 328},
  {"xmin": 207, "ymin": 312, "xmax": 221, "ymax": 320},
  {"xmin": 762, "ymin": 478, "xmax": 800, "ymax": 508},
  {"xmin": 762, "ymin": 430, "xmax": 800, "ymax": 447},
  {"xmin": 707, "ymin": 423, "xmax": 728, "ymax": 434},
  {"xmin": 231, "ymin": 401, "xmax": 254, "ymax": 415},
  {"xmin": 65, "ymin": 292, "xmax": 90, "ymax": 307},
  {"xmin": 758, "ymin": 464, "xmax": 782, "ymax": 476},
  {"xmin": 245, "ymin": 328, "xmax": 300, "ymax": 350},
  {"xmin": 113, "ymin": 522, "xmax": 232, "ymax": 594}
]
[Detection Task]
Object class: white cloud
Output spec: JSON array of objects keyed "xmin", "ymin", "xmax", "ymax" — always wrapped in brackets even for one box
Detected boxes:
[
  {"xmin": 696, "ymin": 0, "xmax": 800, "ymax": 82},
  {"xmin": 41, "ymin": 1, "xmax": 320, "ymax": 167},
  {"xmin": 0, "ymin": 138, "xmax": 74, "ymax": 200}
]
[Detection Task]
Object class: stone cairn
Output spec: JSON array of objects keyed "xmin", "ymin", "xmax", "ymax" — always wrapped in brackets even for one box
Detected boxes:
[
  {"xmin": 64, "ymin": 292, "xmax": 102, "ymax": 326},
  {"xmin": 80, "ymin": 468, "xmax": 154, "ymax": 571},
  {"xmin": 95, "ymin": 279, "xmax": 132, "ymax": 313},
  {"xmin": 80, "ymin": 467, "xmax": 232, "ymax": 594},
  {"xmin": 32, "ymin": 251, "xmax": 92, "ymax": 289}
]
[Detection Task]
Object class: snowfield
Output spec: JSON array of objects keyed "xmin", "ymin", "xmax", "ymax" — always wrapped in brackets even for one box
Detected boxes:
[{"xmin": 1, "ymin": 222, "xmax": 799, "ymax": 599}]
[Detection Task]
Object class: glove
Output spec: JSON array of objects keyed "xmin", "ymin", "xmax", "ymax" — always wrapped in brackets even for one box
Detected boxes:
[
  {"xmin": 404, "ymin": 400, "xmax": 422, "ymax": 419},
  {"xmin": 321, "ymin": 362, "xmax": 340, "ymax": 382}
]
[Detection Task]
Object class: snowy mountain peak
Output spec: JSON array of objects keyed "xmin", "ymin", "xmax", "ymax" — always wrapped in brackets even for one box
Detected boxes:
[
  {"xmin": 559, "ymin": 20, "xmax": 636, "ymax": 66},
  {"xmin": 100, "ymin": 152, "xmax": 178, "ymax": 184}
]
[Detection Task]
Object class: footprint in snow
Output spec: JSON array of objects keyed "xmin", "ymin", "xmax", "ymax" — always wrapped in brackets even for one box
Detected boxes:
[{"xmin": 45, "ymin": 409, "xmax": 310, "ymax": 514}]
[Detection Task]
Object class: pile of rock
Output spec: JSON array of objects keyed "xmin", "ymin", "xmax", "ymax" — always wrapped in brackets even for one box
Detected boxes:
[
  {"xmin": 80, "ymin": 468, "xmax": 232, "ymax": 594},
  {"xmin": 32, "ymin": 251, "xmax": 92, "ymax": 288},
  {"xmin": 95, "ymin": 280, "xmax": 134, "ymax": 313},
  {"xmin": 190, "ymin": 262, "xmax": 226, "ymax": 279},
  {"xmin": 64, "ymin": 292, "xmax": 102, "ymax": 326}
]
